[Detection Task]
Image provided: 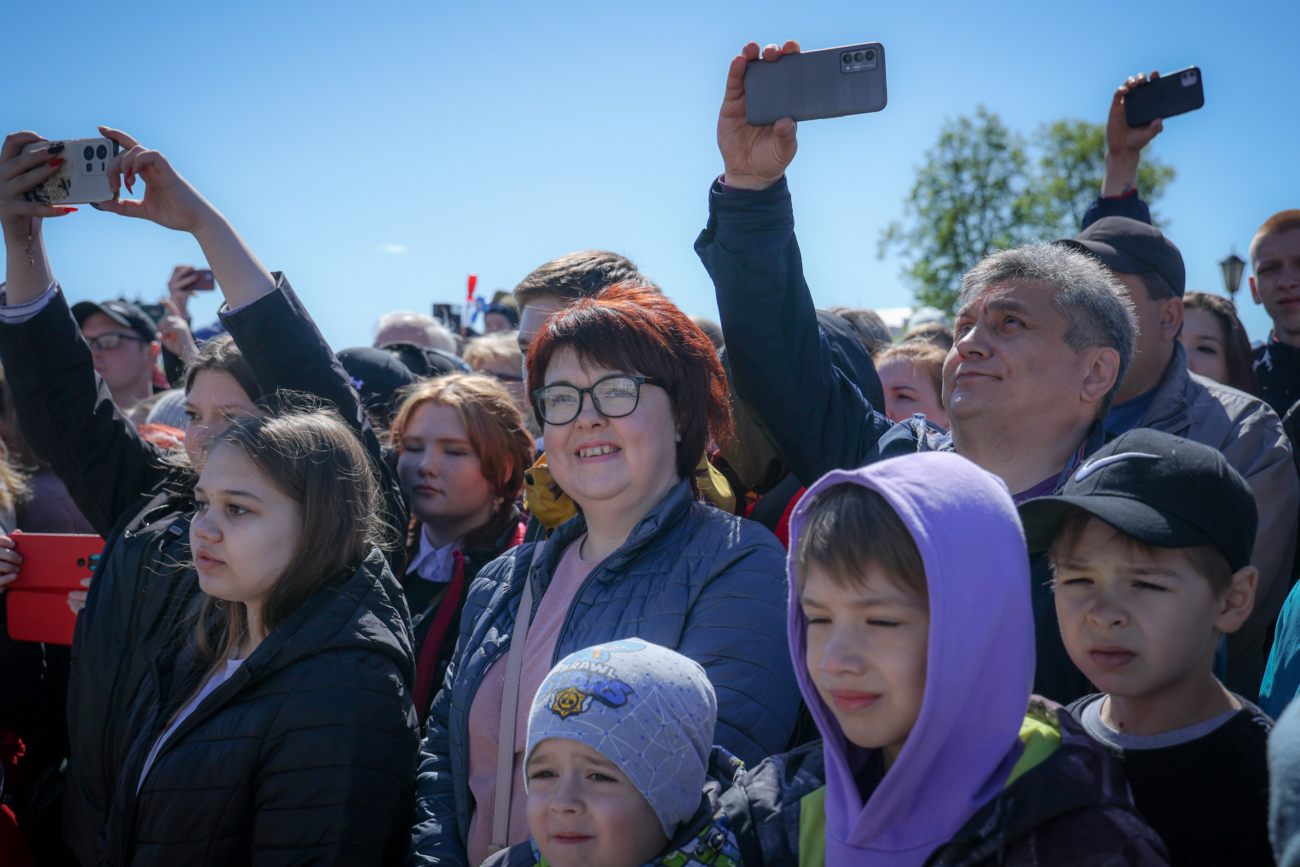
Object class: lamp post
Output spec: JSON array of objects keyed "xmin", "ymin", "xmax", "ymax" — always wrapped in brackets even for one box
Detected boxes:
[{"xmin": 1220, "ymin": 248, "xmax": 1246, "ymax": 302}]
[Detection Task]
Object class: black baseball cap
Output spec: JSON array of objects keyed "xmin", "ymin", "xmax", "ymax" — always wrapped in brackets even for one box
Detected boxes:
[
  {"xmin": 1018, "ymin": 428, "xmax": 1257, "ymax": 572},
  {"xmin": 71, "ymin": 299, "xmax": 158, "ymax": 342},
  {"xmin": 1058, "ymin": 217, "xmax": 1186, "ymax": 297},
  {"xmin": 338, "ymin": 347, "xmax": 416, "ymax": 426}
]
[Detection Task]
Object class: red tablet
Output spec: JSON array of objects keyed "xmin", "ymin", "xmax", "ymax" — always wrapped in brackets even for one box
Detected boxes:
[{"xmin": 5, "ymin": 533, "xmax": 104, "ymax": 645}]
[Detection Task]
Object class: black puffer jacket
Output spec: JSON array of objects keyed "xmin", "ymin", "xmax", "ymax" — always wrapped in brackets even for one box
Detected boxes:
[{"xmin": 101, "ymin": 547, "xmax": 419, "ymax": 867}]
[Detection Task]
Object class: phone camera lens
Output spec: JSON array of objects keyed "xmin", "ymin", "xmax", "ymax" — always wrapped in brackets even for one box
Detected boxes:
[
  {"xmin": 865, "ymin": 49, "xmax": 876, "ymax": 61},
  {"xmin": 96, "ymin": 144, "xmax": 107, "ymax": 159},
  {"xmin": 86, "ymin": 162, "xmax": 93, "ymax": 172},
  {"xmin": 854, "ymin": 51, "xmax": 864, "ymax": 62},
  {"xmin": 83, "ymin": 146, "xmax": 94, "ymax": 160},
  {"xmin": 842, "ymin": 53, "xmax": 853, "ymax": 64}
]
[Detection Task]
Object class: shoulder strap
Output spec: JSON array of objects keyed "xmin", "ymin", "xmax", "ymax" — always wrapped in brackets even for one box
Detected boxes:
[{"xmin": 489, "ymin": 541, "xmax": 546, "ymax": 855}]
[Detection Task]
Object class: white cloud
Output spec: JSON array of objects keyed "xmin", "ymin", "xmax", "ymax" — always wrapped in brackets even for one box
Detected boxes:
[{"xmin": 379, "ymin": 243, "xmax": 408, "ymax": 254}]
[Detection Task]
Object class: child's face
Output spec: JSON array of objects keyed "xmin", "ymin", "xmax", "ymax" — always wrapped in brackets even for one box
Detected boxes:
[
  {"xmin": 1053, "ymin": 517, "xmax": 1252, "ymax": 698},
  {"xmin": 800, "ymin": 563, "xmax": 929, "ymax": 765},
  {"xmin": 526, "ymin": 738, "xmax": 668, "ymax": 867}
]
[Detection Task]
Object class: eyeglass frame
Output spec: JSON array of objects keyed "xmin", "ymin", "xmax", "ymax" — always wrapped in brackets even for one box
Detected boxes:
[
  {"xmin": 85, "ymin": 331, "xmax": 149, "ymax": 352},
  {"xmin": 531, "ymin": 374, "xmax": 666, "ymax": 426}
]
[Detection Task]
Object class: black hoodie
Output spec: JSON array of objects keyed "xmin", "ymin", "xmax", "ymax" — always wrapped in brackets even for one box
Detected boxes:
[{"xmin": 99, "ymin": 547, "xmax": 419, "ymax": 867}]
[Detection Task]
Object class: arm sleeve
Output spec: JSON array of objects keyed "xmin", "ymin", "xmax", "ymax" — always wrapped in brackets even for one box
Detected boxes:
[
  {"xmin": 252, "ymin": 654, "xmax": 419, "ymax": 867},
  {"xmin": 694, "ymin": 178, "xmax": 894, "ymax": 485},
  {"xmin": 0, "ymin": 285, "xmax": 165, "ymax": 536},
  {"xmin": 1080, "ymin": 191, "xmax": 1153, "ymax": 231},
  {"xmin": 676, "ymin": 531, "xmax": 801, "ymax": 764}
]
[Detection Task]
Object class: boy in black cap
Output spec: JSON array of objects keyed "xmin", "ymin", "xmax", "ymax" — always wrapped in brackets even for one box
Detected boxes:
[
  {"xmin": 1020, "ymin": 427, "xmax": 1272, "ymax": 866},
  {"xmin": 71, "ymin": 299, "xmax": 160, "ymax": 408}
]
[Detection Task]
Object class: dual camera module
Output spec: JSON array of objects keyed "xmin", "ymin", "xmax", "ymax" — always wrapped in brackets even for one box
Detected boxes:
[
  {"xmin": 841, "ymin": 48, "xmax": 877, "ymax": 72},
  {"xmin": 83, "ymin": 143, "xmax": 108, "ymax": 174}
]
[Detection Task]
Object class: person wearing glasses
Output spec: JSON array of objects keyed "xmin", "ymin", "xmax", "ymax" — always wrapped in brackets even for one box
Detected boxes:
[
  {"xmin": 72, "ymin": 299, "xmax": 161, "ymax": 408},
  {"xmin": 408, "ymin": 284, "xmax": 799, "ymax": 867}
]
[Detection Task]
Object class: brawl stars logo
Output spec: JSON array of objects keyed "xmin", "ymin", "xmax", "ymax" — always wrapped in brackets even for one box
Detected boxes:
[{"xmin": 544, "ymin": 640, "xmax": 643, "ymax": 719}]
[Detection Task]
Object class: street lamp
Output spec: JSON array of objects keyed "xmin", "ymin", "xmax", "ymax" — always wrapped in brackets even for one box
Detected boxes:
[{"xmin": 1220, "ymin": 248, "xmax": 1246, "ymax": 301}]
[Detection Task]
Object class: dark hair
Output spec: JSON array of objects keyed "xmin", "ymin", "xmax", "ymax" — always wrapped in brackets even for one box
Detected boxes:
[
  {"xmin": 183, "ymin": 334, "xmax": 261, "ymax": 402},
  {"xmin": 828, "ymin": 307, "xmax": 893, "ymax": 354},
  {"xmin": 794, "ymin": 483, "xmax": 928, "ymax": 602},
  {"xmin": 525, "ymin": 283, "xmax": 731, "ymax": 484},
  {"xmin": 1183, "ymin": 291, "xmax": 1259, "ymax": 396},
  {"xmin": 178, "ymin": 408, "xmax": 382, "ymax": 719},
  {"xmin": 1139, "ymin": 271, "xmax": 1177, "ymax": 302},
  {"xmin": 1046, "ymin": 508, "xmax": 1233, "ymax": 596},
  {"xmin": 903, "ymin": 321, "xmax": 955, "ymax": 352},
  {"xmin": 513, "ymin": 250, "xmax": 658, "ymax": 311}
]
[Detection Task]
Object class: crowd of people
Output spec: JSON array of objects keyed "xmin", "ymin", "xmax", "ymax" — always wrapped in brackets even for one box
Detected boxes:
[{"xmin": 0, "ymin": 38, "xmax": 1299, "ymax": 867}]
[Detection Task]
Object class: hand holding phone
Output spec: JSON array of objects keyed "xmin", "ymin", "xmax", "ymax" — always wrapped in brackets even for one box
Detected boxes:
[
  {"xmin": 717, "ymin": 41, "xmax": 804, "ymax": 192},
  {"xmin": 1125, "ymin": 67, "xmax": 1203, "ymax": 127},
  {"xmin": 20, "ymin": 136, "xmax": 120, "ymax": 205},
  {"xmin": 4, "ymin": 533, "xmax": 104, "ymax": 645},
  {"xmin": 744, "ymin": 42, "xmax": 887, "ymax": 125}
]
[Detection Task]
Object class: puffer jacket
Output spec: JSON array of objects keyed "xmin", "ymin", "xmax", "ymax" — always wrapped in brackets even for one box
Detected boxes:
[
  {"xmin": 1139, "ymin": 342, "xmax": 1298, "ymax": 698},
  {"xmin": 100, "ymin": 548, "xmax": 419, "ymax": 866},
  {"xmin": 407, "ymin": 478, "xmax": 799, "ymax": 867},
  {"xmin": 721, "ymin": 701, "xmax": 1169, "ymax": 867},
  {"xmin": 481, "ymin": 748, "xmax": 748, "ymax": 867},
  {"xmin": 0, "ymin": 277, "xmax": 403, "ymax": 865}
]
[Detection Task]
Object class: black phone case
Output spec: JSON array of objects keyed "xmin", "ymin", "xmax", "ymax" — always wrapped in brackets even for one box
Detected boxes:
[
  {"xmin": 1124, "ymin": 67, "xmax": 1204, "ymax": 127},
  {"xmin": 744, "ymin": 43, "xmax": 888, "ymax": 126}
]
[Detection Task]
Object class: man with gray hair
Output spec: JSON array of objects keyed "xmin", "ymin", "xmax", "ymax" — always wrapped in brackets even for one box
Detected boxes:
[
  {"xmin": 373, "ymin": 309, "xmax": 457, "ymax": 353},
  {"xmin": 694, "ymin": 39, "xmax": 1141, "ymax": 703}
]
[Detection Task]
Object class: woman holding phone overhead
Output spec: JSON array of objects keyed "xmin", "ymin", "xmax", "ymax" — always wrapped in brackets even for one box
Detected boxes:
[
  {"xmin": 0, "ymin": 127, "xmax": 405, "ymax": 864},
  {"xmin": 408, "ymin": 284, "xmax": 800, "ymax": 867}
]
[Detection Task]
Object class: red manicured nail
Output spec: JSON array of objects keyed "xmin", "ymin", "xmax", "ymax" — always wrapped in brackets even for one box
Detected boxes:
[
  {"xmin": 60, "ymin": 207, "xmax": 78, "ymax": 213},
  {"xmin": 49, "ymin": 158, "xmax": 65, "ymax": 167}
]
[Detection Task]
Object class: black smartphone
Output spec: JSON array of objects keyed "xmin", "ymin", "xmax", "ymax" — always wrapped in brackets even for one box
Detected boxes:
[
  {"xmin": 432, "ymin": 303, "xmax": 462, "ymax": 333},
  {"xmin": 1125, "ymin": 67, "xmax": 1204, "ymax": 128},
  {"xmin": 744, "ymin": 43, "xmax": 888, "ymax": 126},
  {"xmin": 140, "ymin": 303, "xmax": 166, "ymax": 324},
  {"xmin": 191, "ymin": 269, "xmax": 215, "ymax": 291}
]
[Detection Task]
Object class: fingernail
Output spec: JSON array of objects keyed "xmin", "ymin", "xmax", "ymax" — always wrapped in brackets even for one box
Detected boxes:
[
  {"xmin": 49, "ymin": 158, "xmax": 65, "ymax": 167},
  {"xmin": 60, "ymin": 207, "xmax": 79, "ymax": 214},
  {"xmin": 47, "ymin": 143, "xmax": 65, "ymax": 155}
]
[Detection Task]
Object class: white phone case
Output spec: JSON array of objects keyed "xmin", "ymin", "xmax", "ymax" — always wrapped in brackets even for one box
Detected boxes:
[{"xmin": 21, "ymin": 137, "xmax": 119, "ymax": 205}]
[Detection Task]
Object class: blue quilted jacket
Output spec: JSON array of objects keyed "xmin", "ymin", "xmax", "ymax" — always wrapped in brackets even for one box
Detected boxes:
[{"xmin": 406, "ymin": 479, "xmax": 799, "ymax": 867}]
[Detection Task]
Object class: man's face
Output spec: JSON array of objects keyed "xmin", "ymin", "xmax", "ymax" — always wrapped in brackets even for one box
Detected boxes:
[
  {"xmin": 1251, "ymin": 229, "xmax": 1300, "ymax": 336},
  {"xmin": 945, "ymin": 281, "xmax": 1103, "ymax": 434},
  {"xmin": 80, "ymin": 312, "xmax": 157, "ymax": 396},
  {"xmin": 1112, "ymin": 273, "xmax": 1181, "ymax": 402},
  {"xmin": 517, "ymin": 295, "xmax": 567, "ymax": 356}
]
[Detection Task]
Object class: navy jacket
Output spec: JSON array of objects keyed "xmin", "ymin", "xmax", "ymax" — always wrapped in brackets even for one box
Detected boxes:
[{"xmin": 407, "ymin": 479, "xmax": 799, "ymax": 867}]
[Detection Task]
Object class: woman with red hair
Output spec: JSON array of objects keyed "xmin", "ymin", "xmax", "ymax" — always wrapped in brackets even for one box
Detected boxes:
[{"xmin": 409, "ymin": 284, "xmax": 799, "ymax": 867}]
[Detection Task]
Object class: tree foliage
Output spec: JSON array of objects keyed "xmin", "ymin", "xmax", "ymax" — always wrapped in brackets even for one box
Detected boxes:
[{"xmin": 879, "ymin": 108, "xmax": 1176, "ymax": 314}]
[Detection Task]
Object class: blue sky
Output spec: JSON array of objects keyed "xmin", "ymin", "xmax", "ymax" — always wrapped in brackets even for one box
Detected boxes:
[{"xmin": 5, "ymin": 0, "xmax": 1297, "ymax": 347}]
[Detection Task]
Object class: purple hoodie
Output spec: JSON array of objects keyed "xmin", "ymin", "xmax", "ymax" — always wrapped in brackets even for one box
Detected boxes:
[{"xmin": 786, "ymin": 452, "xmax": 1034, "ymax": 867}]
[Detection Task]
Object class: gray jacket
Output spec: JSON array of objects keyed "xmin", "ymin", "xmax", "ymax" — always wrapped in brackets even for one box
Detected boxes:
[
  {"xmin": 1141, "ymin": 342, "xmax": 1298, "ymax": 692},
  {"xmin": 406, "ymin": 479, "xmax": 799, "ymax": 867}
]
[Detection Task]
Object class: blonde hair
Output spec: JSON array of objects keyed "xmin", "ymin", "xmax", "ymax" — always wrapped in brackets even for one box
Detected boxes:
[
  {"xmin": 462, "ymin": 332, "xmax": 523, "ymax": 374},
  {"xmin": 390, "ymin": 374, "xmax": 534, "ymax": 514},
  {"xmin": 874, "ymin": 341, "xmax": 947, "ymax": 402}
]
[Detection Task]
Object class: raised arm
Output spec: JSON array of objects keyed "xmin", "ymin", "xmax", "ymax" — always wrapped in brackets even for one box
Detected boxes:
[
  {"xmin": 1081, "ymin": 72, "xmax": 1163, "ymax": 230},
  {"xmin": 695, "ymin": 42, "xmax": 895, "ymax": 485}
]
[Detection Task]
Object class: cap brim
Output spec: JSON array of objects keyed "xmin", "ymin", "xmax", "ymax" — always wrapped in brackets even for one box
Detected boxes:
[
  {"xmin": 1019, "ymin": 494, "xmax": 1217, "ymax": 556},
  {"xmin": 71, "ymin": 301, "xmax": 131, "ymax": 330},
  {"xmin": 1056, "ymin": 238, "xmax": 1147, "ymax": 276}
]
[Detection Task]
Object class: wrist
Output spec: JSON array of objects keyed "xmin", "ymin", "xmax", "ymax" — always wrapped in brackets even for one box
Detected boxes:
[
  {"xmin": 1102, "ymin": 150, "xmax": 1141, "ymax": 197},
  {"xmin": 722, "ymin": 170, "xmax": 781, "ymax": 191}
]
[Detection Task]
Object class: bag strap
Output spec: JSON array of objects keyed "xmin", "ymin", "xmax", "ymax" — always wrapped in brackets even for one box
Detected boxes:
[{"xmin": 489, "ymin": 541, "xmax": 546, "ymax": 856}]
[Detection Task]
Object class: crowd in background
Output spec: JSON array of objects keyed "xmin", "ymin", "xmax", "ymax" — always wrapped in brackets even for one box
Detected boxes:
[{"xmin": 1, "ymin": 38, "xmax": 1300, "ymax": 867}]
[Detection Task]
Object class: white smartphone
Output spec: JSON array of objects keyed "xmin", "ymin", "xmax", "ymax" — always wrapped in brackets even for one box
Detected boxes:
[{"xmin": 21, "ymin": 137, "xmax": 120, "ymax": 205}]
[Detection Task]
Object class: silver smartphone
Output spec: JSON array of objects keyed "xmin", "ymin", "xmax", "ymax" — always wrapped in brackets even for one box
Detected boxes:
[
  {"xmin": 20, "ymin": 137, "xmax": 119, "ymax": 205},
  {"xmin": 744, "ymin": 43, "xmax": 888, "ymax": 126}
]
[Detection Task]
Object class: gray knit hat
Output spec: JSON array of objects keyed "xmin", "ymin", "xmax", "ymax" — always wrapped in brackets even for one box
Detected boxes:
[{"xmin": 523, "ymin": 639, "xmax": 717, "ymax": 839}]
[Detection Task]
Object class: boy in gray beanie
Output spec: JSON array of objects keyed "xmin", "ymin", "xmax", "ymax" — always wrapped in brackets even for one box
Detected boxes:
[{"xmin": 483, "ymin": 638, "xmax": 746, "ymax": 867}]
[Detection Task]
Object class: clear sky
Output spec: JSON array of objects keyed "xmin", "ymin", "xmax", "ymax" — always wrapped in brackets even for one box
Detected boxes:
[{"xmin": 5, "ymin": 0, "xmax": 1297, "ymax": 347}]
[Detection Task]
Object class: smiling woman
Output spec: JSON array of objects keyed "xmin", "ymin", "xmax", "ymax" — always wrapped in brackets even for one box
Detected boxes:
[{"xmin": 409, "ymin": 284, "xmax": 801, "ymax": 867}]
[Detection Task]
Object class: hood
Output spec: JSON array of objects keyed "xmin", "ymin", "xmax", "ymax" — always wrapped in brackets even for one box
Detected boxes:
[
  {"xmin": 785, "ymin": 452, "xmax": 1034, "ymax": 867},
  {"xmin": 241, "ymin": 545, "xmax": 416, "ymax": 689},
  {"xmin": 816, "ymin": 310, "xmax": 886, "ymax": 415}
]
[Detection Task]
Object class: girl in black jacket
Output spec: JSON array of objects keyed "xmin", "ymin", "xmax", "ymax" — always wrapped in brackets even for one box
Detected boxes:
[{"xmin": 102, "ymin": 408, "xmax": 418, "ymax": 866}]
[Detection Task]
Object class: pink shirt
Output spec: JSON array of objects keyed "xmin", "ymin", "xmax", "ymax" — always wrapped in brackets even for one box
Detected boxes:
[{"xmin": 465, "ymin": 538, "xmax": 597, "ymax": 867}]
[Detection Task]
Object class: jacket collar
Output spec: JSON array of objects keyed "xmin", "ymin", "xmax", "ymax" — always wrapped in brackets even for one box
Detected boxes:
[{"xmin": 1136, "ymin": 341, "xmax": 1194, "ymax": 432}]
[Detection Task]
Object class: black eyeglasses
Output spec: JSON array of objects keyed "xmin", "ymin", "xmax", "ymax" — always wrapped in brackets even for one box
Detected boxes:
[
  {"xmin": 532, "ymin": 375, "xmax": 665, "ymax": 426},
  {"xmin": 85, "ymin": 332, "xmax": 148, "ymax": 352}
]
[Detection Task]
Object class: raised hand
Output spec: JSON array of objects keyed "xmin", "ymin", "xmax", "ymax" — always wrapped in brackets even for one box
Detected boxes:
[
  {"xmin": 168, "ymin": 264, "xmax": 201, "ymax": 318},
  {"xmin": 0, "ymin": 132, "xmax": 78, "ymax": 236},
  {"xmin": 717, "ymin": 41, "xmax": 801, "ymax": 191},
  {"xmin": 158, "ymin": 298, "xmax": 199, "ymax": 363},
  {"xmin": 1102, "ymin": 71, "xmax": 1163, "ymax": 197},
  {"xmin": 93, "ymin": 127, "xmax": 219, "ymax": 233}
]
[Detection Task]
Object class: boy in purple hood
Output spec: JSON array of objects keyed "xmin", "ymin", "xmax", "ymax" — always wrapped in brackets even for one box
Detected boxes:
[{"xmin": 718, "ymin": 452, "xmax": 1168, "ymax": 867}]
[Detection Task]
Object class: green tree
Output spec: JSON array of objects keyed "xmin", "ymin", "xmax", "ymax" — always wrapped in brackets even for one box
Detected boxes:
[
  {"xmin": 878, "ymin": 107, "xmax": 1037, "ymax": 315},
  {"xmin": 880, "ymin": 112, "xmax": 1176, "ymax": 315},
  {"xmin": 1028, "ymin": 119, "xmax": 1176, "ymax": 238}
]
